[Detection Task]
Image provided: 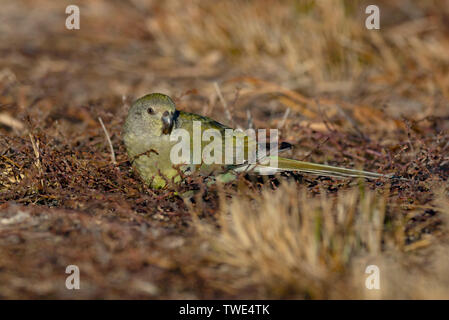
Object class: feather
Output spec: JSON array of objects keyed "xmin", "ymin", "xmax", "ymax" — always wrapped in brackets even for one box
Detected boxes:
[{"xmin": 235, "ymin": 156, "xmax": 388, "ymax": 179}]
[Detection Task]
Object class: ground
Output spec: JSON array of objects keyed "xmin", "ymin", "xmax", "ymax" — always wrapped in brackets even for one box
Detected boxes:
[{"xmin": 1, "ymin": 0, "xmax": 449, "ymax": 299}]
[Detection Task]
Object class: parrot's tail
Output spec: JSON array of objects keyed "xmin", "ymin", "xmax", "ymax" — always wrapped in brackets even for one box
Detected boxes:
[{"xmin": 235, "ymin": 156, "xmax": 388, "ymax": 179}]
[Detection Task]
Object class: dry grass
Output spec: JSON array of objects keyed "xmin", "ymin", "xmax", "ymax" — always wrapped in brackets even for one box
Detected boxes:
[
  {"xmin": 193, "ymin": 182, "xmax": 449, "ymax": 299},
  {"xmin": 1, "ymin": 0, "xmax": 449, "ymax": 299}
]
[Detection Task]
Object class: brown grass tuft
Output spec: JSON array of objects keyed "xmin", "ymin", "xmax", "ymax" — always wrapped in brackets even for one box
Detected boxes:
[{"xmin": 194, "ymin": 183, "xmax": 449, "ymax": 298}]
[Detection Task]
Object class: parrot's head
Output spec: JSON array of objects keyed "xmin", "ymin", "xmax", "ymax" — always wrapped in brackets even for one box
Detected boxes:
[
  {"xmin": 123, "ymin": 93, "xmax": 178, "ymax": 158},
  {"xmin": 124, "ymin": 93, "xmax": 177, "ymax": 139}
]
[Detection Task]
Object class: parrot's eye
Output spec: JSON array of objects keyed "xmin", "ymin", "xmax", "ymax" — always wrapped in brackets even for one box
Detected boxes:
[{"xmin": 147, "ymin": 107, "xmax": 155, "ymax": 115}]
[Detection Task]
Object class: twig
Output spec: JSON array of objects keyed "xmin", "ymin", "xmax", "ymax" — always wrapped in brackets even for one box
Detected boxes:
[
  {"xmin": 122, "ymin": 95, "xmax": 129, "ymax": 108},
  {"xmin": 334, "ymin": 103, "xmax": 367, "ymax": 141},
  {"xmin": 29, "ymin": 133, "xmax": 44, "ymax": 187},
  {"xmin": 98, "ymin": 117, "xmax": 116, "ymax": 165},
  {"xmin": 246, "ymin": 109, "xmax": 254, "ymax": 129},
  {"xmin": 0, "ymin": 113, "xmax": 25, "ymax": 131},
  {"xmin": 29, "ymin": 133, "xmax": 41, "ymax": 169},
  {"xmin": 277, "ymin": 107, "xmax": 290, "ymax": 130},
  {"xmin": 316, "ymin": 99, "xmax": 336, "ymax": 133},
  {"xmin": 300, "ymin": 137, "xmax": 329, "ymax": 161}
]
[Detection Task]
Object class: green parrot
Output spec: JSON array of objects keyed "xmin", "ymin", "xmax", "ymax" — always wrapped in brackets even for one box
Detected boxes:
[{"xmin": 122, "ymin": 93, "xmax": 386, "ymax": 189}]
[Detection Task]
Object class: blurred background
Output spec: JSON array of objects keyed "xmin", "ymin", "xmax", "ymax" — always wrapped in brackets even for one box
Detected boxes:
[{"xmin": 2, "ymin": 0, "xmax": 449, "ymax": 124}]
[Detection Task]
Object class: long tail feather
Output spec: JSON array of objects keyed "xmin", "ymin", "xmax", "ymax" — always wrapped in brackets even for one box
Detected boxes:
[{"xmin": 236, "ymin": 156, "xmax": 388, "ymax": 179}]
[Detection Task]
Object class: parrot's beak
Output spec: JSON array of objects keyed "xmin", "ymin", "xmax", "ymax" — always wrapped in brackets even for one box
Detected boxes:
[{"xmin": 161, "ymin": 111, "xmax": 174, "ymax": 135}]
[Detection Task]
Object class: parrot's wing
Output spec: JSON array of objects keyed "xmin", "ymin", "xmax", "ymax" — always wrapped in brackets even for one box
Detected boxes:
[
  {"xmin": 176, "ymin": 111, "xmax": 230, "ymax": 132},
  {"xmin": 177, "ymin": 110, "xmax": 286, "ymax": 166}
]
